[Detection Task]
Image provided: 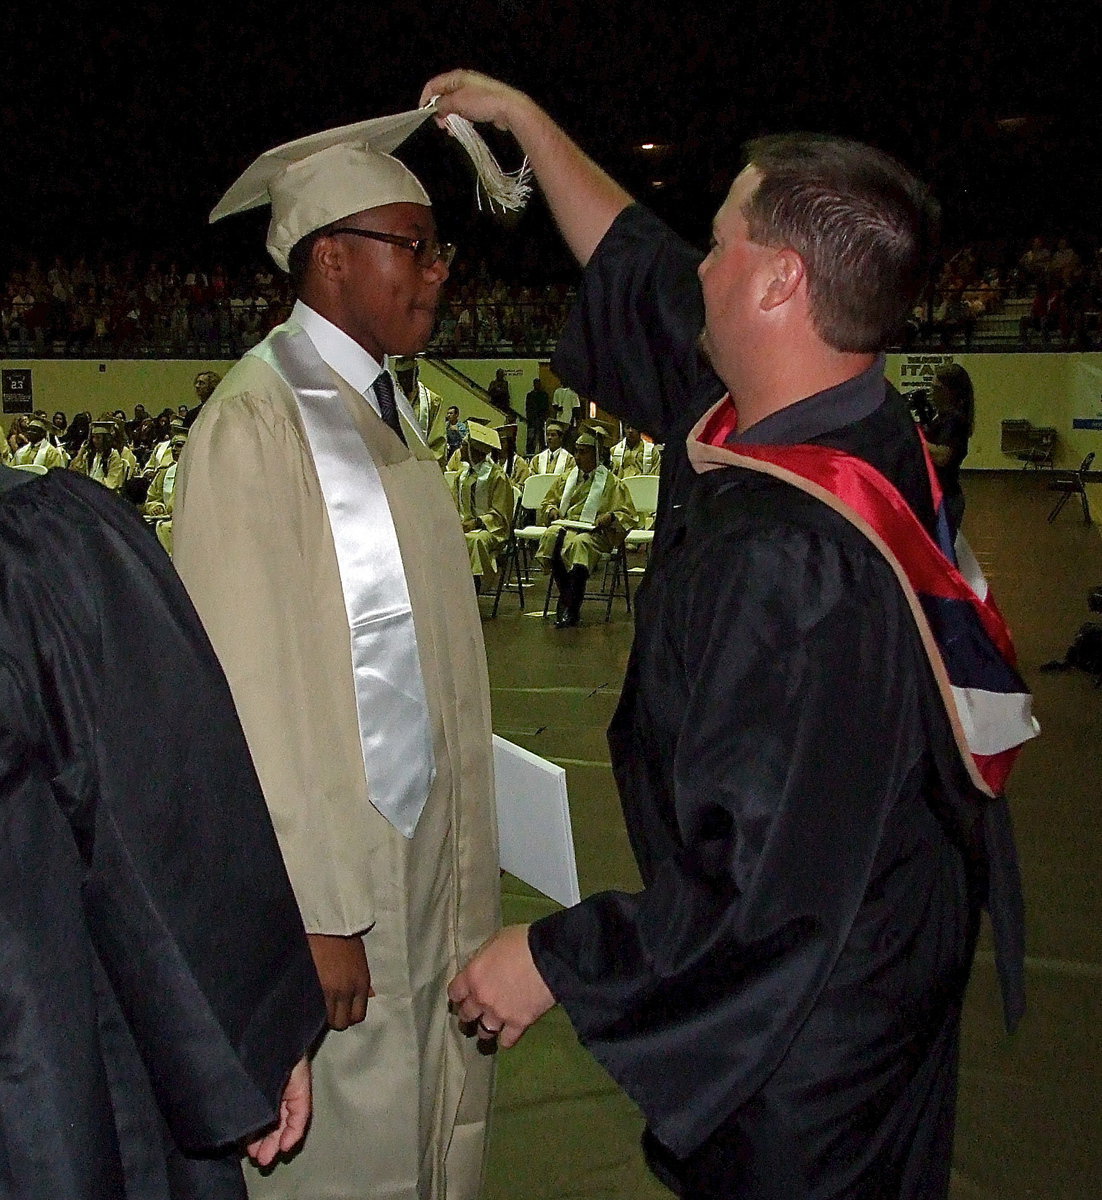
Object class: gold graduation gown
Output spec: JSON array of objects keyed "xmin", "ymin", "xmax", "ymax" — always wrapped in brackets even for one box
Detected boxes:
[
  {"xmin": 173, "ymin": 347, "xmax": 499, "ymax": 1200},
  {"xmin": 14, "ymin": 440, "xmax": 67, "ymax": 470},
  {"xmin": 144, "ymin": 462, "xmax": 178, "ymax": 555},
  {"xmin": 500, "ymin": 451, "xmax": 531, "ymax": 488},
  {"xmin": 610, "ymin": 438, "xmax": 661, "ymax": 478},
  {"xmin": 70, "ymin": 447, "xmax": 126, "ymax": 490},
  {"xmin": 451, "ymin": 460, "xmax": 514, "ymax": 580},
  {"xmin": 530, "ymin": 445, "xmax": 575, "ymax": 477},
  {"xmin": 537, "ymin": 466, "xmax": 638, "ymax": 571}
]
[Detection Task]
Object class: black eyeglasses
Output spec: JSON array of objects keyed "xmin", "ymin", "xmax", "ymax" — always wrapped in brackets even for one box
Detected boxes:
[{"xmin": 328, "ymin": 227, "xmax": 456, "ymax": 269}]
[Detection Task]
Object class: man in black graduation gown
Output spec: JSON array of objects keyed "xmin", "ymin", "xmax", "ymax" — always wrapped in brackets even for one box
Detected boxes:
[
  {"xmin": 425, "ymin": 73, "xmax": 1028, "ymax": 1200},
  {"xmin": 0, "ymin": 462, "xmax": 326, "ymax": 1199}
]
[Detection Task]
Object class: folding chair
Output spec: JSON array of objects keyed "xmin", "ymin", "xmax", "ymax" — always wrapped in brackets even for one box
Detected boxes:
[
  {"xmin": 489, "ymin": 487, "xmax": 526, "ymax": 617},
  {"xmin": 512, "ymin": 472, "xmax": 561, "ymax": 581},
  {"xmin": 540, "ymin": 529, "xmax": 633, "ymax": 622},
  {"xmin": 622, "ymin": 475, "xmax": 659, "ymax": 600},
  {"xmin": 1018, "ymin": 428, "xmax": 1056, "ymax": 469},
  {"xmin": 1047, "ymin": 452, "xmax": 1096, "ymax": 524}
]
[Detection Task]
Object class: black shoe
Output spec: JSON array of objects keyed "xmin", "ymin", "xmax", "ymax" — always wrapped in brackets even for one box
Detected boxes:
[{"xmin": 554, "ymin": 611, "xmax": 580, "ymax": 628}]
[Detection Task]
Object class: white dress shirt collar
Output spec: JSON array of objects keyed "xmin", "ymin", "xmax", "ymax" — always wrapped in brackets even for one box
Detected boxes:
[{"xmin": 291, "ymin": 299, "xmax": 384, "ymax": 417}]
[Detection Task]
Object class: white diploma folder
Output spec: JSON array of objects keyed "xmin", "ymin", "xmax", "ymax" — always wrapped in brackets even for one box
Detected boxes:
[{"xmin": 493, "ymin": 735, "xmax": 581, "ymax": 908}]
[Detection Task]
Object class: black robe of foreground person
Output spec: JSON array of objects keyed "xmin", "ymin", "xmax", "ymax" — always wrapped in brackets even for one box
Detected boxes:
[
  {"xmin": 0, "ymin": 466, "xmax": 325, "ymax": 1199},
  {"xmin": 531, "ymin": 206, "xmax": 1024, "ymax": 1199}
]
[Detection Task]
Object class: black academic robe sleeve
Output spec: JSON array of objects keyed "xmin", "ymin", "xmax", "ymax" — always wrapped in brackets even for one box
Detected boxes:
[
  {"xmin": 0, "ymin": 472, "xmax": 325, "ymax": 1199},
  {"xmin": 551, "ymin": 205, "xmax": 727, "ymax": 555},
  {"xmin": 552, "ymin": 204, "xmax": 724, "ymax": 443},
  {"xmin": 528, "ymin": 482, "xmax": 972, "ymax": 1159}
]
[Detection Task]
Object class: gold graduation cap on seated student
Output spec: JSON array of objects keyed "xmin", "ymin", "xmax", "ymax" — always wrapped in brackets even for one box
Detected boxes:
[
  {"xmin": 210, "ymin": 102, "xmax": 532, "ymax": 273},
  {"xmin": 574, "ymin": 426, "xmax": 609, "ymax": 450},
  {"xmin": 467, "ymin": 421, "xmax": 501, "ymax": 451}
]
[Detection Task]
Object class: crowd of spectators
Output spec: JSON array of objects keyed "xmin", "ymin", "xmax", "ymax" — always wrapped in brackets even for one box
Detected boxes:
[
  {"xmin": 0, "ymin": 253, "xmax": 576, "ymax": 360},
  {"xmin": 2, "ymin": 235, "xmax": 1100, "ymax": 360},
  {"xmin": 909, "ymin": 234, "xmax": 1102, "ymax": 349},
  {"xmin": 1, "ymin": 256, "xmax": 292, "ymax": 358}
]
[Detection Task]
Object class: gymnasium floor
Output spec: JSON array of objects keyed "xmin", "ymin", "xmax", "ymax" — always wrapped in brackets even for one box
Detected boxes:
[{"xmin": 476, "ymin": 470, "xmax": 1102, "ymax": 1200}]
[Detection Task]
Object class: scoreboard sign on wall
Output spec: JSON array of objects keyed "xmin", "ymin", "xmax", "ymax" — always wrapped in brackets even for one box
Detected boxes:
[
  {"xmin": 896, "ymin": 353, "xmax": 954, "ymax": 402},
  {"xmin": 1, "ymin": 369, "xmax": 33, "ymax": 415}
]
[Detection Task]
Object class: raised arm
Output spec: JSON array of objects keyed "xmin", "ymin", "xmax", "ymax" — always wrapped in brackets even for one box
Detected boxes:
[{"xmin": 421, "ymin": 70, "xmax": 633, "ymax": 267}]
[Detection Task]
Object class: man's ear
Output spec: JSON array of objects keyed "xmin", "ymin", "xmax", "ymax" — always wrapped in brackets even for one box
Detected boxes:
[
  {"xmin": 760, "ymin": 249, "xmax": 805, "ymax": 311},
  {"xmin": 312, "ymin": 234, "xmax": 345, "ymax": 283}
]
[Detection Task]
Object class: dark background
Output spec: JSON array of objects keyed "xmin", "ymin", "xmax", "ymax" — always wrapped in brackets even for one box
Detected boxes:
[{"xmin": 3, "ymin": 0, "xmax": 1100, "ymax": 278}]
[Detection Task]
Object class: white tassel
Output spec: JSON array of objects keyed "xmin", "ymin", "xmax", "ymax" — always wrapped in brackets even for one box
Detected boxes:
[{"xmin": 423, "ymin": 97, "xmax": 532, "ymax": 213}]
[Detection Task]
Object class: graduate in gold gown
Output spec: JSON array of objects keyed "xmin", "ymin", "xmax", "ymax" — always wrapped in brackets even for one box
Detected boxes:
[
  {"xmin": 450, "ymin": 421, "xmax": 514, "ymax": 592},
  {"xmin": 174, "ymin": 109, "xmax": 499, "ymax": 1200},
  {"xmin": 537, "ymin": 427, "xmax": 636, "ymax": 626}
]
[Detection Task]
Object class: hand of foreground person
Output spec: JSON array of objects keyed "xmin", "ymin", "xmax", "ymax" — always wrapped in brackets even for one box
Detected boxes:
[
  {"xmin": 420, "ymin": 70, "xmax": 530, "ymax": 133},
  {"xmin": 307, "ymin": 933, "xmax": 375, "ymax": 1030},
  {"xmin": 246, "ymin": 1055, "xmax": 312, "ymax": 1166},
  {"xmin": 448, "ymin": 924, "xmax": 555, "ymax": 1049}
]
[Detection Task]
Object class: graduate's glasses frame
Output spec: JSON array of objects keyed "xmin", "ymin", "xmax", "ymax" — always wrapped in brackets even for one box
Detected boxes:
[{"xmin": 328, "ymin": 227, "xmax": 457, "ymax": 270}]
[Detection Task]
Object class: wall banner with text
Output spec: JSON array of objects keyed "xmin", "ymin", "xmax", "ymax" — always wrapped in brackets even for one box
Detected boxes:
[{"xmin": 1, "ymin": 369, "xmax": 32, "ymax": 415}]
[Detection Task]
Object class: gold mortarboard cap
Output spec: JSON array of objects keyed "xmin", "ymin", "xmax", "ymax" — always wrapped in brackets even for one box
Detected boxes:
[
  {"xmin": 210, "ymin": 107, "xmax": 437, "ymax": 272},
  {"xmin": 574, "ymin": 427, "xmax": 609, "ymax": 449},
  {"xmin": 467, "ymin": 423, "xmax": 502, "ymax": 451}
]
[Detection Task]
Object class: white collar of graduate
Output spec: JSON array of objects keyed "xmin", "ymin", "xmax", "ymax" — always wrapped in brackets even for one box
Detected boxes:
[
  {"xmin": 292, "ymin": 299, "xmax": 385, "ymax": 415},
  {"xmin": 290, "ymin": 300, "xmax": 428, "ymax": 447},
  {"xmin": 249, "ymin": 318, "xmax": 435, "ymax": 838}
]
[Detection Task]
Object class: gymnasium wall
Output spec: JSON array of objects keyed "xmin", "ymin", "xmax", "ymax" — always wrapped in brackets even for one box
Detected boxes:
[{"xmin": 5, "ymin": 353, "xmax": 1101, "ymax": 473}]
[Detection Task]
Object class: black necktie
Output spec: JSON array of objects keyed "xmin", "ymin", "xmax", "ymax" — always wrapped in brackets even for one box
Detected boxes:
[{"xmin": 373, "ymin": 372, "xmax": 407, "ymax": 446}]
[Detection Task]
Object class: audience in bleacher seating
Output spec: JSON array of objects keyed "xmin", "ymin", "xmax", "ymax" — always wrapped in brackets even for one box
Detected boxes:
[
  {"xmin": 2, "ymin": 235, "xmax": 1100, "ymax": 358},
  {"xmin": 0, "ymin": 253, "xmax": 576, "ymax": 358}
]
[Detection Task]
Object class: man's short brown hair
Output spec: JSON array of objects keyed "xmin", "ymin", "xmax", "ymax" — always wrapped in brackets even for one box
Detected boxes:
[{"xmin": 741, "ymin": 134, "xmax": 940, "ymax": 353}]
